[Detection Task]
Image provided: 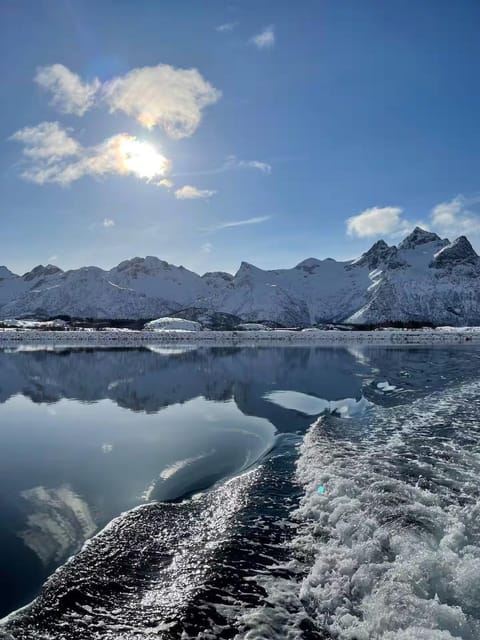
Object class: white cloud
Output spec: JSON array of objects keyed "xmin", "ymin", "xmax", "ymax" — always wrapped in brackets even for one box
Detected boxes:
[
  {"xmin": 103, "ymin": 64, "xmax": 221, "ymax": 138},
  {"xmin": 201, "ymin": 242, "xmax": 213, "ymax": 253},
  {"xmin": 103, "ymin": 218, "xmax": 115, "ymax": 228},
  {"xmin": 11, "ymin": 123, "xmax": 171, "ymax": 186},
  {"xmin": 345, "ymin": 195, "xmax": 480, "ymax": 242},
  {"xmin": 225, "ymin": 155, "xmax": 272, "ymax": 174},
  {"xmin": 431, "ymin": 197, "xmax": 463, "ymax": 227},
  {"xmin": 241, "ymin": 160, "xmax": 272, "ymax": 174},
  {"xmin": 216, "ymin": 22, "xmax": 237, "ymax": 32},
  {"xmin": 10, "ymin": 121, "xmax": 81, "ymax": 160},
  {"xmin": 430, "ymin": 195, "xmax": 480, "ymax": 237},
  {"xmin": 251, "ymin": 25, "xmax": 275, "ymax": 49},
  {"xmin": 35, "ymin": 64, "xmax": 100, "ymax": 116},
  {"xmin": 175, "ymin": 185, "xmax": 217, "ymax": 199},
  {"xmin": 47, "ymin": 255, "xmax": 58, "ymax": 263},
  {"xmin": 211, "ymin": 215, "xmax": 271, "ymax": 230},
  {"xmin": 346, "ymin": 206, "xmax": 405, "ymax": 238},
  {"xmin": 13, "ymin": 63, "xmax": 221, "ymax": 188},
  {"xmin": 32, "ymin": 63, "xmax": 221, "ymax": 138}
]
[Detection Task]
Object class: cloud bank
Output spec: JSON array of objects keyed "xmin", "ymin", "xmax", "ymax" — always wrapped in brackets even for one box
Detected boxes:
[
  {"xmin": 346, "ymin": 196, "xmax": 480, "ymax": 241},
  {"xmin": 34, "ymin": 62, "xmax": 221, "ymax": 139}
]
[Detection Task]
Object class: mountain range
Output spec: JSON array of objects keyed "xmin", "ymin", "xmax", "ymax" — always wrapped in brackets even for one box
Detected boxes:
[{"xmin": 1, "ymin": 227, "xmax": 480, "ymax": 326}]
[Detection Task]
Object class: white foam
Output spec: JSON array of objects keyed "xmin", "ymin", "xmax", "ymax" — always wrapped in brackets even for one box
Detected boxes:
[{"xmin": 239, "ymin": 379, "xmax": 480, "ymax": 639}]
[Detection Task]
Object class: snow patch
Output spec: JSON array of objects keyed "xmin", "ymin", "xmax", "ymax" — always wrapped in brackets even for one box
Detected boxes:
[{"xmin": 144, "ymin": 317, "xmax": 202, "ymax": 331}]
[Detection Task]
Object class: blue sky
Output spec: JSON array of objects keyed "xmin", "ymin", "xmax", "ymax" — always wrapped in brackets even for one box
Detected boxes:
[{"xmin": 1, "ymin": 0, "xmax": 480, "ymax": 275}]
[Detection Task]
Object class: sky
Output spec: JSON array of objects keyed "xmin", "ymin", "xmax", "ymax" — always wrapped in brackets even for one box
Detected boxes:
[{"xmin": 1, "ymin": 0, "xmax": 480, "ymax": 276}]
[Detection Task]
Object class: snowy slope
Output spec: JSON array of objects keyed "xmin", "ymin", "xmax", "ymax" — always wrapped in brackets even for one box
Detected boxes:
[
  {"xmin": 108, "ymin": 257, "xmax": 209, "ymax": 306},
  {"xmin": 209, "ymin": 258, "xmax": 371, "ymax": 326},
  {"xmin": 348, "ymin": 230, "xmax": 480, "ymax": 325},
  {"xmin": 1, "ymin": 227, "xmax": 480, "ymax": 325},
  {"xmin": 0, "ymin": 267, "xmax": 178, "ymax": 319},
  {"xmin": 0, "ymin": 265, "xmax": 64, "ymax": 306}
]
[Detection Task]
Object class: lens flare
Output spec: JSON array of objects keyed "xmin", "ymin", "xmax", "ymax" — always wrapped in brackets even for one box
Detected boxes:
[{"xmin": 137, "ymin": 113, "xmax": 157, "ymax": 129}]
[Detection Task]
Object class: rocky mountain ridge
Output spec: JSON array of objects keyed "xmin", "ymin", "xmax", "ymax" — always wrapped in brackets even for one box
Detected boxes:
[{"xmin": 1, "ymin": 227, "xmax": 479, "ymax": 326}]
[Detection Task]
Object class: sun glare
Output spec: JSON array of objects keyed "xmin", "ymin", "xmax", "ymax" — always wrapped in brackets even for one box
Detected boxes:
[{"xmin": 119, "ymin": 136, "xmax": 169, "ymax": 180}]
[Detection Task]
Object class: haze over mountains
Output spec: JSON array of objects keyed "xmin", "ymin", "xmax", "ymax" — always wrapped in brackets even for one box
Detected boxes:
[{"xmin": 1, "ymin": 227, "xmax": 480, "ymax": 326}]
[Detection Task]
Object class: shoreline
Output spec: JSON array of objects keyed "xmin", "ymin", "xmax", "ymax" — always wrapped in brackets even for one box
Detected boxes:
[{"xmin": 1, "ymin": 328, "xmax": 480, "ymax": 347}]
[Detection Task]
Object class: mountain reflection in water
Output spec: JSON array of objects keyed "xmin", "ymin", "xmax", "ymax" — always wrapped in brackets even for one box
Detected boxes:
[{"xmin": 1, "ymin": 345, "xmax": 480, "ymax": 620}]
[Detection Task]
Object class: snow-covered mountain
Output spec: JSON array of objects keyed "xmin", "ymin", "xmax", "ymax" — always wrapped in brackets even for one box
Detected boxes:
[{"xmin": 1, "ymin": 228, "xmax": 480, "ymax": 325}]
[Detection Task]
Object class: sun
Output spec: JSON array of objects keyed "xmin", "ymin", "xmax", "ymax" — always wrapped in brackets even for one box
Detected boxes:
[{"xmin": 119, "ymin": 137, "xmax": 170, "ymax": 180}]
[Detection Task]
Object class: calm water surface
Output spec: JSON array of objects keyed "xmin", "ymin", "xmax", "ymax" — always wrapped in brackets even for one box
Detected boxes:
[{"xmin": 0, "ymin": 345, "xmax": 479, "ymax": 640}]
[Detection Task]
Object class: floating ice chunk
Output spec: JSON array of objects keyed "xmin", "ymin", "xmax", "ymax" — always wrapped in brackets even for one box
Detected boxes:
[
  {"xmin": 265, "ymin": 391, "xmax": 371, "ymax": 418},
  {"xmin": 377, "ymin": 381, "xmax": 397, "ymax": 391},
  {"xmin": 265, "ymin": 391, "xmax": 329, "ymax": 415},
  {"xmin": 329, "ymin": 396, "xmax": 372, "ymax": 417}
]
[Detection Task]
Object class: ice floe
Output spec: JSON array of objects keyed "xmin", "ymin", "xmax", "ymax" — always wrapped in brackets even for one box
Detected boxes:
[{"xmin": 265, "ymin": 390, "xmax": 372, "ymax": 418}]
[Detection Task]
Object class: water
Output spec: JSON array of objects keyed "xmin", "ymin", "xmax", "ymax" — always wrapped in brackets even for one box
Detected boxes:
[{"xmin": 0, "ymin": 345, "xmax": 479, "ymax": 639}]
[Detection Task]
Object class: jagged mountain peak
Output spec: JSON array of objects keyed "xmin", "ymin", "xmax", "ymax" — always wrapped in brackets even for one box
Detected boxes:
[
  {"xmin": 22, "ymin": 264, "xmax": 63, "ymax": 281},
  {"xmin": 354, "ymin": 239, "xmax": 401, "ymax": 270},
  {"xmin": 398, "ymin": 227, "xmax": 446, "ymax": 250},
  {"xmin": 431, "ymin": 235, "xmax": 479, "ymax": 268},
  {"xmin": 235, "ymin": 261, "xmax": 263, "ymax": 278},
  {"xmin": 370, "ymin": 239, "xmax": 390, "ymax": 251},
  {"xmin": 359, "ymin": 239, "xmax": 390, "ymax": 258}
]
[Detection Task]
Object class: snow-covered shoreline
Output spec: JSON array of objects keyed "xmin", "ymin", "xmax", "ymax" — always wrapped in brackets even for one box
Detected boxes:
[{"xmin": 1, "ymin": 327, "xmax": 480, "ymax": 347}]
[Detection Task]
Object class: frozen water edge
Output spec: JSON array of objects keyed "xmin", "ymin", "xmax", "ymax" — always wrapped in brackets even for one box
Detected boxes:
[{"xmin": 1, "ymin": 327, "xmax": 480, "ymax": 347}]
